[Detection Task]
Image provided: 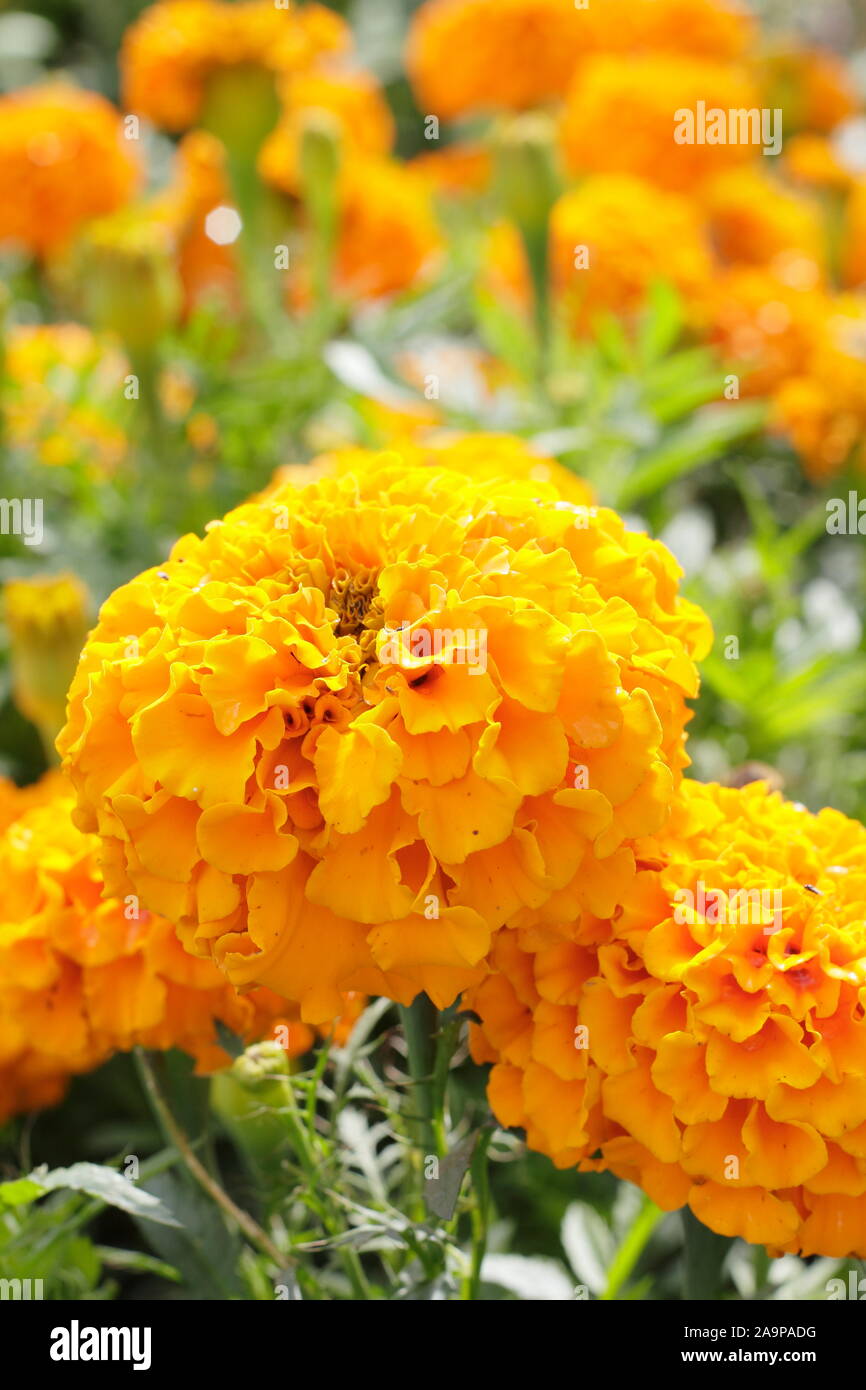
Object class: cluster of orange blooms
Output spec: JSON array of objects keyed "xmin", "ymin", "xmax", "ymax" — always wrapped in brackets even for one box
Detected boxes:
[
  {"xmin": 50, "ymin": 435, "xmax": 866, "ymax": 1256},
  {"xmin": 1, "ymin": 0, "xmax": 864, "ymax": 475},
  {"xmin": 408, "ymin": 0, "xmax": 866, "ymax": 479}
]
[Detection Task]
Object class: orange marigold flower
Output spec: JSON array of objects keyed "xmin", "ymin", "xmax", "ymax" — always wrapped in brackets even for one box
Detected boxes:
[
  {"xmin": 760, "ymin": 46, "xmax": 860, "ymax": 136},
  {"xmin": 550, "ymin": 175, "xmax": 714, "ymax": 333},
  {"xmin": 260, "ymin": 70, "xmax": 394, "ymax": 195},
  {"xmin": 0, "ymin": 83, "xmax": 138, "ymax": 259},
  {"xmin": 0, "ymin": 773, "xmax": 356, "ymax": 1123},
  {"xmin": 699, "ymin": 267, "xmax": 827, "ymax": 397},
  {"xmin": 406, "ymin": 0, "xmax": 594, "ymax": 120},
  {"xmin": 406, "ymin": 0, "xmax": 752, "ymax": 120},
  {"xmin": 469, "ymin": 778, "xmax": 866, "ymax": 1257},
  {"xmin": 288, "ymin": 158, "xmax": 443, "ymax": 304},
  {"xmin": 770, "ymin": 297, "xmax": 866, "ymax": 479},
  {"xmin": 560, "ymin": 55, "xmax": 760, "ymax": 193},
  {"xmin": 121, "ymin": 0, "xmax": 349, "ymax": 132},
  {"xmin": 699, "ymin": 168, "xmax": 825, "ymax": 276},
  {"xmin": 784, "ymin": 132, "xmax": 854, "ymax": 192},
  {"xmin": 59, "ymin": 445, "xmax": 710, "ymax": 1023},
  {"xmin": 4, "ymin": 574, "xmax": 91, "ymax": 750}
]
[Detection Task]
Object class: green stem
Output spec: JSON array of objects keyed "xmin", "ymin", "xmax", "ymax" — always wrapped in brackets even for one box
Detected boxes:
[
  {"xmin": 682, "ymin": 1206, "xmax": 732, "ymax": 1300},
  {"xmin": 465, "ymin": 1128, "xmax": 494, "ymax": 1300},
  {"xmin": 398, "ymin": 994, "xmax": 440, "ymax": 1162},
  {"xmin": 601, "ymin": 1196, "xmax": 664, "ymax": 1300},
  {"xmin": 134, "ymin": 1049, "xmax": 286, "ymax": 1269}
]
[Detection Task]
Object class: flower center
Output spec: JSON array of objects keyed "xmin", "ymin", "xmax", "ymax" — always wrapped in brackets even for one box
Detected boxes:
[{"xmin": 329, "ymin": 567, "xmax": 385, "ymax": 665}]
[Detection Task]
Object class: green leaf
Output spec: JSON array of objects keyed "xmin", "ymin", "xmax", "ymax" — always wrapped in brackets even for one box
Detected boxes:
[
  {"xmin": 0, "ymin": 1178, "xmax": 45, "ymax": 1208},
  {"xmin": 615, "ymin": 402, "xmax": 766, "ymax": 506},
  {"xmin": 6, "ymin": 1163, "xmax": 181, "ymax": 1227},
  {"xmin": 424, "ymin": 1133, "xmax": 478, "ymax": 1222}
]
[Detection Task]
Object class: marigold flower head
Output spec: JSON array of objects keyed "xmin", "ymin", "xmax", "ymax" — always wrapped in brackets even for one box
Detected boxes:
[
  {"xmin": 699, "ymin": 267, "xmax": 827, "ymax": 397},
  {"xmin": 406, "ymin": 0, "xmax": 593, "ymax": 120},
  {"xmin": 550, "ymin": 175, "xmax": 714, "ymax": 333},
  {"xmin": 406, "ymin": 0, "xmax": 752, "ymax": 121},
  {"xmin": 0, "ymin": 83, "xmax": 139, "ymax": 259},
  {"xmin": 700, "ymin": 168, "xmax": 824, "ymax": 276},
  {"xmin": 4, "ymin": 573, "xmax": 91, "ymax": 748},
  {"xmin": 0, "ymin": 773, "xmax": 356, "ymax": 1123},
  {"xmin": 121, "ymin": 0, "xmax": 349, "ymax": 132},
  {"xmin": 59, "ymin": 445, "xmax": 710, "ymax": 1023},
  {"xmin": 288, "ymin": 158, "xmax": 443, "ymax": 304},
  {"xmin": 560, "ymin": 55, "xmax": 760, "ymax": 193},
  {"xmin": 468, "ymin": 777, "xmax": 866, "ymax": 1257},
  {"xmin": 3, "ymin": 323, "xmax": 128, "ymax": 473},
  {"xmin": 760, "ymin": 46, "xmax": 860, "ymax": 136},
  {"xmin": 784, "ymin": 133, "xmax": 854, "ymax": 193},
  {"xmin": 769, "ymin": 297, "xmax": 866, "ymax": 479}
]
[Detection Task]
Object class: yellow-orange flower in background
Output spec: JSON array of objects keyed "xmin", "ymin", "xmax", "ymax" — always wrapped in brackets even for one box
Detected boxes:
[
  {"xmin": 760, "ymin": 46, "xmax": 860, "ymax": 136},
  {"xmin": 468, "ymin": 777, "xmax": 866, "ymax": 1258},
  {"xmin": 260, "ymin": 71, "xmax": 395, "ymax": 195},
  {"xmin": 3, "ymin": 323, "xmax": 128, "ymax": 472},
  {"xmin": 560, "ymin": 56, "xmax": 760, "ymax": 193},
  {"xmin": 770, "ymin": 297, "xmax": 866, "ymax": 479},
  {"xmin": 699, "ymin": 168, "xmax": 825, "ymax": 278},
  {"xmin": 406, "ymin": 0, "xmax": 753, "ymax": 120},
  {"xmin": 4, "ymin": 574, "xmax": 91, "ymax": 752},
  {"xmin": 700, "ymin": 267, "xmax": 827, "ymax": 398},
  {"xmin": 121, "ymin": 0, "xmax": 349, "ymax": 132},
  {"xmin": 0, "ymin": 773, "xmax": 359, "ymax": 1123},
  {"xmin": 159, "ymin": 131, "xmax": 240, "ymax": 314},
  {"xmin": 0, "ymin": 84, "xmax": 138, "ymax": 259},
  {"xmin": 59, "ymin": 444, "xmax": 710, "ymax": 1023},
  {"xmin": 549, "ymin": 175, "xmax": 714, "ymax": 334},
  {"xmin": 406, "ymin": 0, "xmax": 594, "ymax": 120},
  {"xmin": 288, "ymin": 158, "xmax": 443, "ymax": 303},
  {"xmin": 843, "ymin": 180, "xmax": 866, "ymax": 290}
]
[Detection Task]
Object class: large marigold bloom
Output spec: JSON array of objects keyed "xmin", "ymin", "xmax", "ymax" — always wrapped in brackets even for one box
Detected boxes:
[
  {"xmin": 560, "ymin": 55, "xmax": 759, "ymax": 193},
  {"xmin": 59, "ymin": 447, "xmax": 710, "ymax": 1023},
  {"xmin": 0, "ymin": 773, "xmax": 357, "ymax": 1123},
  {"xmin": 469, "ymin": 778, "xmax": 866, "ymax": 1258},
  {"xmin": 121, "ymin": 0, "xmax": 349, "ymax": 132},
  {"xmin": 0, "ymin": 84, "xmax": 138, "ymax": 259}
]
